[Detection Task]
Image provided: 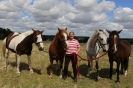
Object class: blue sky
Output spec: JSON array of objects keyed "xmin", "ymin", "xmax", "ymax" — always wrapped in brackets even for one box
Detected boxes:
[
  {"xmin": 115, "ymin": 0, "xmax": 133, "ymax": 8},
  {"xmin": 0, "ymin": 0, "xmax": 133, "ymax": 38}
]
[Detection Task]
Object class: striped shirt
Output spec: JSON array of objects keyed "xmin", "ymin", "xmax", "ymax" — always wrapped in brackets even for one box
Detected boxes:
[{"xmin": 66, "ymin": 39, "xmax": 80, "ymax": 54}]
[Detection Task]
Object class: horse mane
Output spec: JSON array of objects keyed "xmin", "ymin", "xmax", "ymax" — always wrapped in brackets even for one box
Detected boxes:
[
  {"xmin": 86, "ymin": 30, "xmax": 99, "ymax": 48},
  {"xmin": 20, "ymin": 30, "xmax": 34, "ymax": 37}
]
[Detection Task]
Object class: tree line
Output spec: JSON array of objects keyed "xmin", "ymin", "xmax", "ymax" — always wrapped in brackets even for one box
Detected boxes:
[
  {"xmin": 0, "ymin": 27, "xmax": 12, "ymax": 40},
  {"xmin": 0, "ymin": 27, "xmax": 133, "ymax": 44}
]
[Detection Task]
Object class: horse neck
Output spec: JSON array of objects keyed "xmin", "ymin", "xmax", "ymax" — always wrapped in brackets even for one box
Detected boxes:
[
  {"xmin": 89, "ymin": 34, "xmax": 98, "ymax": 48},
  {"xmin": 22, "ymin": 33, "xmax": 34, "ymax": 45},
  {"xmin": 53, "ymin": 36, "xmax": 64, "ymax": 49}
]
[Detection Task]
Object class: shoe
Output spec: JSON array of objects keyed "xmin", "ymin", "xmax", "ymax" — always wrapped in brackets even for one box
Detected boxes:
[
  {"xmin": 73, "ymin": 78, "xmax": 77, "ymax": 82},
  {"xmin": 62, "ymin": 75, "xmax": 67, "ymax": 80}
]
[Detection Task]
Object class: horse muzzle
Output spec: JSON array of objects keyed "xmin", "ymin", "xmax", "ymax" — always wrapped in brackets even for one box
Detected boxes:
[
  {"xmin": 103, "ymin": 49, "xmax": 107, "ymax": 52},
  {"xmin": 39, "ymin": 47, "xmax": 44, "ymax": 51}
]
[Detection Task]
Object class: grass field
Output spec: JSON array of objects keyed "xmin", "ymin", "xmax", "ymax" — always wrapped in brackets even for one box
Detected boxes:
[{"xmin": 0, "ymin": 41, "xmax": 133, "ymax": 88}]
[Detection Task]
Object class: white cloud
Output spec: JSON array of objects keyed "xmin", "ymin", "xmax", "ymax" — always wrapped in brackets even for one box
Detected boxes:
[
  {"xmin": 114, "ymin": 7, "xmax": 133, "ymax": 22},
  {"xmin": 113, "ymin": 7, "xmax": 133, "ymax": 38},
  {"xmin": 0, "ymin": 0, "xmax": 132, "ymax": 38}
]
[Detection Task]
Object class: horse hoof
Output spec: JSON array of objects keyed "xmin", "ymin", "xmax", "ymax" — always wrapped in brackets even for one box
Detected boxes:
[
  {"xmin": 59, "ymin": 75, "xmax": 62, "ymax": 79},
  {"xmin": 30, "ymin": 69, "xmax": 34, "ymax": 73},
  {"xmin": 48, "ymin": 75, "xmax": 52, "ymax": 79},
  {"xmin": 124, "ymin": 70, "xmax": 127, "ymax": 77},
  {"xmin": 115, "ymin": 80, "xmax": 120, "ymax": 83},
  {"xmin": 86, "ymin": 73, "xmax": 90, "ymax": 77},
  {"xmin": 16, "ymin": 71, "xmax": 20, "ymax": 75},
  {"xmin": 96, "ymin": 76, "xmax": 101, "ymax": 81}
]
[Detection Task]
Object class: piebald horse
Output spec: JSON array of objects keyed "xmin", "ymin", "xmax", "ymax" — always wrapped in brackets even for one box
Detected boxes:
[
  {"xmin": 86, "ymin": 29, "xmax": 108, "ymax": 80},
  {"xmin": 2, "ymin": 29, "xmax": 44, "ymax": 74},
  {"xmin": 107, "ymin": 30, "xmax": 131, "ymax": 82},
  {"xmin": 48, "ymin": 27, "xmax": 68, "ymax": 78}
]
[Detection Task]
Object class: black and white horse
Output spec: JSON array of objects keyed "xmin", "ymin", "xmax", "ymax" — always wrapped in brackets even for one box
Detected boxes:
[{"xmin": 2, "ymin": 29, "xmax": 44, "ymax": 74}]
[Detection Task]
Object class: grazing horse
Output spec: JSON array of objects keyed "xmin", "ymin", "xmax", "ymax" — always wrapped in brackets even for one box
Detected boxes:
[
  {"xmin": 107, "ymin": 30, "xmax": 131, "ymax": 82},
  {"xmin": 86, "ymin": 29, "xmax": 108, "ymax": 80},
  {"xmin": 48, "ymin": 27, "xmax": 68, "ymax": 78},
  {"xmin": 2, "ymin": 29, "xmax": 44, "ymax": 74}
]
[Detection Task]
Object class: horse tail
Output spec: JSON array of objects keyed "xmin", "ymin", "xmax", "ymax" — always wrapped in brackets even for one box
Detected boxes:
[{"xmin": 2, "ymin": 38, "xmax": 7, "ymax": 60}]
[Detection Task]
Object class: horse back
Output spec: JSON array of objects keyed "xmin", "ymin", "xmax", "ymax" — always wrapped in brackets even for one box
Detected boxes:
[{"xmin": 117, "ymin": 40, "xmax": 131, "ymax": 57}]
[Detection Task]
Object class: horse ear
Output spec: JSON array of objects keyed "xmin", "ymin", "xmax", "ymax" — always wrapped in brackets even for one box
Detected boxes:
[
  {"xmin": 58, "ymin": 28, "xmax": 61, "ymax": 31},
  {"xmin": 65, "ymin": 27, "xmax": 67, "ymax": 31},
  {"xmin": 32, "ymin": 28, "xmax": 35, "ymax": 32},
  {"xmin": 41, "ymin": 30, "xmax": 43, "ymax": 34},
  {"xmin": 106, "ymin": 30, "xmax": 111, "ymax": 34},
  {"xmin": 99, "ymin": 29, "xmax": 102, "ymax": 31},
  {"xmin": 117, "ymin": 29, "xmax": 122, "ymax": 34}
]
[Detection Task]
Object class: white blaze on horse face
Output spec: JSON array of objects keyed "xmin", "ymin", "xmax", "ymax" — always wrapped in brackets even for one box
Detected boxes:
[
  {"xmin": 63, "ymin": 33, "xmax": 67, "ymax": 41},
  {"xmin": 37, "ymin": 34, "xmax": 44, "ymax": 49},
  {"xmin": 63, "ymin": 33, "xmax": 68, "ymax": 45},
  {"xmin": 114, "ymin": 35, "xmax": 117, "ymax": 52}
]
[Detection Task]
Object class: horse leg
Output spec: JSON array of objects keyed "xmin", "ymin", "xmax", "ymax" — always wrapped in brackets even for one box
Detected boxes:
[
  {"xmin": 87, "ymin": 57, "xmax": 93, "ymax": 76},
  {"xmin": 16, "ymin": 54, "xmax": 21, "ymax": 74},
  {"xmin": 109, "ymin": 60, "xmax": 113, "ymax": 80},
  {"xmin": 59, "ymin": 58, "xmax": 64, "ymax": 78},
  {"xmin": 124, "ymin": 58, "xmax": 129, "ymax": 77},
  {"xmin": 87, "ymin": 61, "xmax": 93, "ymax": 76},
  {"xmin": 120, "ymin": 60, "xmax": 124, "ymax": 74},
  {"xmin": 95, "ymin": 59, "xmax": 100, "ymax": 81},
  {"xmin": 27, "ymin": 55, "xmax": 33, "ymax": 73},
  {"xmin": 48, "ymin": 58, "xmax": 53, "ymax": 78},
  {"xmin": 116, "ymin": 61, "xmax": 120, "ymax": 82},
  {"xmin": 5, "ymin": 49, "xmax": 9, "ymax": 70}
]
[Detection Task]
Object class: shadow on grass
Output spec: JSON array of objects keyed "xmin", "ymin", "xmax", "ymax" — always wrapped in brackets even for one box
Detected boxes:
[
  {"xmin": 9, "ymin": 62, "xmax": 41, "ymax": 74},
  {"xmin": 47, "ymin": 64, "xmax": 72, "ymax": 77},
  {"xmin": 78, "ymin": 64, "xmax": 116, "ymax": 81}
]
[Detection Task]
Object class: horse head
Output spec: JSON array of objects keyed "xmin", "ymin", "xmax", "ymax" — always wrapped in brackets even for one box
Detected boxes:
[
  {"xmin": 97, "ymin": 29, "xmax": 108, "ymax": 52},
  {"xmin": 107, "ymin": 30, "xmax": 122, "ymax": 53},
  {"xmin": 32, "ymin": 29, "xmax": 44, "ymax": 51},
  {"xmin": 57, "ymin": 27, "xmax": 68, "ymax": 50}
]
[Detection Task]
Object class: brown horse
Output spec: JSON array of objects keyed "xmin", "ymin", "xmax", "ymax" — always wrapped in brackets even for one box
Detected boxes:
[
  {"xmin": 48, "ymin": 27, "xmax": 68, "ymax": 78},
  {"xmin": 107, "ymin": 30, "xmax": 131, "ymax": 82}
]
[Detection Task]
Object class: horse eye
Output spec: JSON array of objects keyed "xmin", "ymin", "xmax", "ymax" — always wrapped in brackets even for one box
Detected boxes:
[{"xmin": 100, "ymin": 38, "xmax": 103, "ymax": 41}]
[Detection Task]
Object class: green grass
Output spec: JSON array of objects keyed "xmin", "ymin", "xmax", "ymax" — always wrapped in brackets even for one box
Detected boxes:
[{"xmin": 0, "ymin": 41, "xmax": 133, "ymax": 88}]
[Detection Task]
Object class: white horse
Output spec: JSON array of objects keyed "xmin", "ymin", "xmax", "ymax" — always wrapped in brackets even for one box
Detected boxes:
[
  {"xmin": 86, "ymin": 29, "xmax": 108, "ymax": 80},
  {"xmin": 2, "ymin": 29, "xmax": 44, "ymax": 74}
]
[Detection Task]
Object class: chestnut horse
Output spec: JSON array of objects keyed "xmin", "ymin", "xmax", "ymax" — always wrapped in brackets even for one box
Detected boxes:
[
  {"xmin": 48, "ymin": 27, "xmax": 68, "ymax": 78},
  {"xmin": 107, "ymin": 30, "xmax": 131, "ymax": 82}
]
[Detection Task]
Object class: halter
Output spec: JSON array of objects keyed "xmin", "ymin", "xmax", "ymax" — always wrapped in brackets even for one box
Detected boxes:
[
  {"xmin": 36, "ymin": 41, "xmax": 43, "ymax": 44},
  {"xmin": 96, "ymin": 38, "xmax": 108, "ymax": 54}
]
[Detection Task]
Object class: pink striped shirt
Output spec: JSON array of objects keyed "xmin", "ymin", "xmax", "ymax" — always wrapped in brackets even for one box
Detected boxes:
[{"xmin": 66, "ymin": 39, "xmax": 80, "ymax": 54}]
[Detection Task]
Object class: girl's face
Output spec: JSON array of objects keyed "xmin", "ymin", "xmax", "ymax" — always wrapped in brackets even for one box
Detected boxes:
[{"xmin": 69, "ymin": 32, "xmax": 74, "ymax": 39}]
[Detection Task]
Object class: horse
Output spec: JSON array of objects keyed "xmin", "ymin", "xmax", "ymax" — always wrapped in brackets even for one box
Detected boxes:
[
  {"xmin": 107, "ymin": 30, "xmax": 131, "ymax": 82},
  {"xmin": 86, "ymin": 29, "xmax": 108, "ymax": 80},
  {"xmin": 2, "ymin": 29, "xmax": 44, "ymax": 74},
  {"xmin": 48, "ymin": 27, "xmax": 68, "ymax": 78}
]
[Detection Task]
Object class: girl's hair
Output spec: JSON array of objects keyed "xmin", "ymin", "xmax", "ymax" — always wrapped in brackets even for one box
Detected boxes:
[{"xmin": 69, "ymin": 31, "xmax": 74, "ymax": 35}]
